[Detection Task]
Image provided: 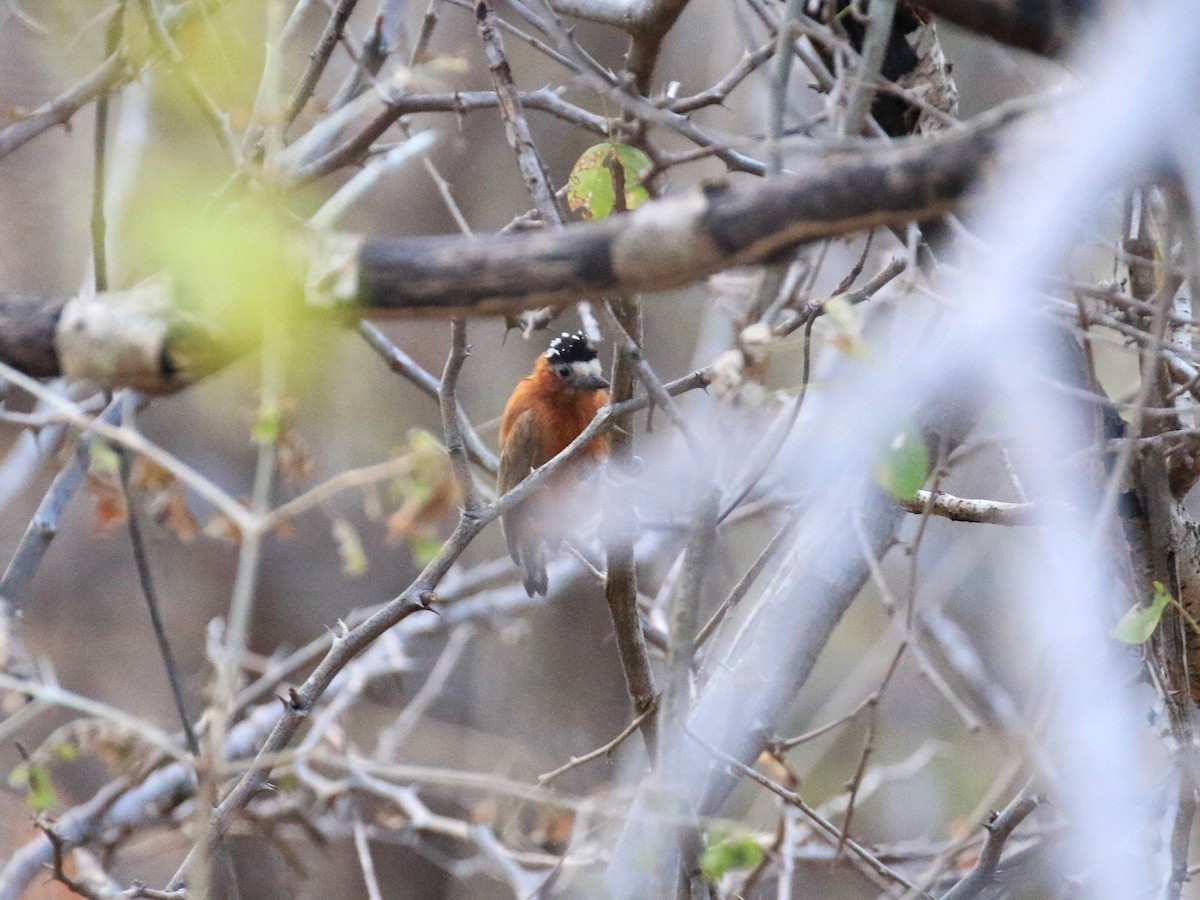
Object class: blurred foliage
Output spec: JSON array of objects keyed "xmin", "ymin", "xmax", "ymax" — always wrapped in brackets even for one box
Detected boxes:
[
  {"xmin": 873, "ymin": 423, "xmax": 929, "ymax": 502},
  {"xmin": 700, "ymin": 823, "xmax": 765, "ymax": 883},
  {"xmin": 387, "ymin": 429, "xmax": 462, "ymax": 566},
  {"xmin": 7, "ymin": 761, "xmax": 57, "ymax": 813}
]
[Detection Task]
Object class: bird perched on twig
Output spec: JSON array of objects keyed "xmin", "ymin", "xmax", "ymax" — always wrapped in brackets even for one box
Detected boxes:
[{"xmin": 498, "ymin": 331, "xmax": 610, "ymax": 596}]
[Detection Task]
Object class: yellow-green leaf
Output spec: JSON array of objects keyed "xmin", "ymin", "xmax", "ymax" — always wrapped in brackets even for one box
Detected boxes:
[
  {"xmin": 874, "ymin": 426, "xmax": 929, "ymax": 502},
  {"xmin": 567, "ymin": 142, "xmax": 652, "ymax": 220},
  {"xmin": 1111, "ymin": 581, "xmax": 1172, "ymax": 644}
]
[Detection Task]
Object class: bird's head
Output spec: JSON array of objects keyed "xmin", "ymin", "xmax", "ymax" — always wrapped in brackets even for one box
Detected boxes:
[{"xmin": 543, "ymin": 331, "xmax": 609, "ymax": 392}]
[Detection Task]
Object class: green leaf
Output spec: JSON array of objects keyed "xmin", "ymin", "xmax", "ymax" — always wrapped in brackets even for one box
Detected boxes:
[
  {"xmin": 410, "ymin": 536, "xmax": 443, "ymax": 566},
  {"xmin": 89, "ymin": 441, "xmax": 122, "ymax": 476},
  {"xmin": 332, "ymin": 518, "xmax": 368, "ymax": 577},
  {"xmin": 8, "ymin": 762, "xmax": 58, "ymax": 813},
  {"xmin": 55, "ymin": 743, "xmax": 79, "ymax": 762},
  {"xmin": 252, "ymin": 404, "xmax": 282, "ymax": 446},
  {"xmin": 1111, "ymin": 581, "xmax": 1172, "ymax": 644},
  {"xmin": 700, "ymin": 827, "xmax": 764, "ymax": 884},
  {"xmin": 566, "ymin": 142, "xmax": 652, "ymax": 220},
  {"xmin": 873, "ymin": 426, "xmax": 929, "ymax": 502}
]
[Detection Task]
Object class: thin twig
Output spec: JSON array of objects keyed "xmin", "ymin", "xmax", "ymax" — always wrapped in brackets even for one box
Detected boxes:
[
  {"xmin": 0, "ymin": 671, "xmax": 184, "ymax": 761},
  {"xmin": 286, "ymin": 0, "xmax": 360, "ymax": 129},
  {"xmin": 687, "ymin": 727, "xmax": 926, "ymax": 895},
  {"xmin": 475, "ymin": 0, "xmax": 564, "ymax": 228},
  {"xmin": 293, "ymin": 87, "xmax": 607, "ymax": 182},
  {"xmin": 771, "ymin": 691, "xmax": 877, "ymax": 752},
  {"xmin": 439, "ymin": 320, "xmax": 481, "ymax": 512},
  {"xmin": 836, "ymin": 643, "xmax": 905, "ymax": 857},
  {"xmin": 0, "ymin": 399, "xmax": 122, "ymax": 609},
  {"xmin": 599, "ymin": 301, "xmax": 699, "ymax": 454},
  {"xmin": 135, "ymin": 0, "xmax": 239, "ymax": 162},
  {"xmin": 353, "ymin": 812, "xmax": 386, "ymax": 900},
  {"xmin": 91, "ymin": 0, "xmax": 125, "ymax": 292},
  {"xmin": 537, "ymin": 705, "xmax": 656, "ymax": 785},
  {"xmin": 767, "ymin": 0, "xmax": 803, "ymax": 174},
  {"xmin": 376, "ymin": 625, "xmax": 475, "ymax": 757},
  {"xmin": 604, "ymin": 296, "xmax": 660, "ymax": 759},
  {"xmin": 841, "ymin": 0, "xmax": 897, "ymax": 137},
  {"xmin": 0, "ymin": 360, "xmax": 254, "ymax": 532},
  {"xmin": 0, "ymin": 0, "xmax": 240, "ymax": 160},
  {"xmin": 661, "ymin": 487, "xmax": 719, "ymax": 761},
  {"xmin": 118, "ymin": 398, "xmax": 199, "ymax": 756},
  {"xmin": 695, "ymin": 507, "xmax": 800, "ymax": 652},
  {"xmin": 409, "ymin": 0, "xmax": 444, "ymax": 64},
  {"xmin": 358, "ymin": 321, "xmax": 498, "ymax": 474},
  {"xmin": 670, "ymin": 40, "xmax": 775, "ymax": 114}
]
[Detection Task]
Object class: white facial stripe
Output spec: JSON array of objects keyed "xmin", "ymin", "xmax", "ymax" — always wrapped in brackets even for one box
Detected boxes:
[{"xmin": 571, "ymin": 359, "xmax": 602, "ymax": 379}]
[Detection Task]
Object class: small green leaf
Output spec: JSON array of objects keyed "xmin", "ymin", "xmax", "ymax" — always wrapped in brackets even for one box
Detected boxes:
[
  {"xmin": 332, "ymin": 518, "xmax": 368, "ymax": 577},
  {"xmin": 873, "ymin": 426, "xmax": 929, "ymax": 502},
  {"xmin": 252, "ymin": 404, "xmax": 282, "ymax": 446},
  {"xmin": 89, "ymin": 441, "xmax": 121, "ymax": 475},
  {"xmin": 55, "ymin": 743, "xmax": 79, "ymax": 762},
  {"xmin": 567, "ymin": 142, "xmax": 652, "ymax": 220},
  {"xmin": 700, "ymin": 827, "xmax": 764, "ymax": 883},
  {"xmin": 1111, "ymin": 581, "xmax": 1173, "ymax": 644},
  {"xmin": 410, "ymin": 536, "xmax": 443, "ymax": 566},
  {"xmin": 8, "ymin": 762, "xmax": 58, "ymax": 812}
]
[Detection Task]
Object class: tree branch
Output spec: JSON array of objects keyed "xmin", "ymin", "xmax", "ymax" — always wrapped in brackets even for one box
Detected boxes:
[
  {"xmin": 0, "ymin": 109, "xmax": 1015, "ymax": 388},
  {"xmin": 349, "ymin": 106, "xmax": 1014, "ymax": 314},
  {"xmin": 940, "ymin": 785, "xmax": 1042, "ymax": 900}
]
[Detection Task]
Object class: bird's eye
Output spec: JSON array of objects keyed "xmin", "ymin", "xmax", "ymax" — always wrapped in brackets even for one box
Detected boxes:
[{"xmin": 556, "ymin": 365, "xmax": 572, "ymax": 378}]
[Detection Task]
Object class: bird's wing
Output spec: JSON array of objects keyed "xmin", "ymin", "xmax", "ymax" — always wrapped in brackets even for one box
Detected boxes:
[
  {"xmin": 497, "ymin": 408, "xmax": 540, "ymax": 566},
  {"xmin": 498, "ymin": 408, "xmax": 540, "ymax": 495}
]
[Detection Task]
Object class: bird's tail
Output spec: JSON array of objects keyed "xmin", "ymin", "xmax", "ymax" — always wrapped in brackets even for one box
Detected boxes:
[
  {"xmin": 518, "ymin": 544, "xmax": 548, "ymax": 597},
  {"xmin": 504, "ymin": 517, "xmax": 548, "ymax": 597}
]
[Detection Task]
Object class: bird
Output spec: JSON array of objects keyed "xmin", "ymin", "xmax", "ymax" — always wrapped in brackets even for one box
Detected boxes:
[{"xmin": 497, "ymin": 331, "xmax": 611, "ymax": 596}]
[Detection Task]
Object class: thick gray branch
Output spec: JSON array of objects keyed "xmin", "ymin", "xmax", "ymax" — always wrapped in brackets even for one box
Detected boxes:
[{"xmin": 350, "ymin": 108, "xmax": 1012, "ymax": 314}]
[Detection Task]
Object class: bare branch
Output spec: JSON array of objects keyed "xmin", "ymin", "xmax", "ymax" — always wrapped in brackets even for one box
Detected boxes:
[
  {"xmin": 349, "ymin": 106, "xmax": 1015, "ymax": 314},
  {"xmin": 898, "ymin": 489, "xmax": 1034, "ymax": 525},
  {"xmin": 940, "ymin": 785, "xmax": 1042, "ymax": 900},
  {"xmin": 286, "ymin": 0, "xmax": 360, "ymax": 129}
]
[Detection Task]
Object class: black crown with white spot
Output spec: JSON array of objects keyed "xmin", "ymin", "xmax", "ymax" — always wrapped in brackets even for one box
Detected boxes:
[{"xmin": 545, "ymin": 331, "xmax": 597, "ymax": 363}]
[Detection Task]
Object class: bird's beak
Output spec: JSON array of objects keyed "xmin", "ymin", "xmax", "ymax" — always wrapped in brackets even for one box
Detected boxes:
[{"xmin": 581, "ymin": 373, "xmax": 610, "ymax": 391}]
